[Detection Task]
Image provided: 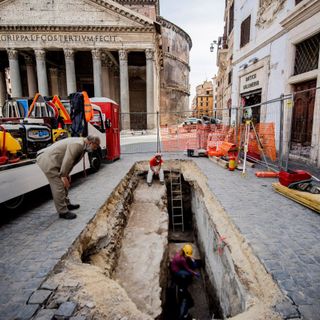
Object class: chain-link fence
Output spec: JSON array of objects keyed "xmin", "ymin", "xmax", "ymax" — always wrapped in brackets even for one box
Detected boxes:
[{"xmin": 120, "ymin": 88, "xmax": 320, "ymax": 173}]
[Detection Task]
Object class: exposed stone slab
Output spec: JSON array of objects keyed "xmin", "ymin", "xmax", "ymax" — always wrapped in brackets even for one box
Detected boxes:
[
  {"xmin": 33, "ymin": 309, "xmax": 56, "ymax": 320},
  {"xmin": 115, "ymin": 182, "xmax": 168, "ymax": 318},
  {"xmin": 54, "ymin": 301, "xmax": 77, "ymax": 319},
  {"xmin": 28, "ymin": 290, "xmax": 52, "ymax": 305}
]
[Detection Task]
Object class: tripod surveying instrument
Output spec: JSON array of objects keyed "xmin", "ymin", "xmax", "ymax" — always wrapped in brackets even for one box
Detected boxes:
[{"xmin": 241, "ymin": 106, "xmax": 270, "ymax": 175}]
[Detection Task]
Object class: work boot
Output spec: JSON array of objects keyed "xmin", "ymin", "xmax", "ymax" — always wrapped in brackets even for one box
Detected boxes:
[
  {"xmin": 148, "ymin": 183, "xmax": 152, "ymax": 187},
  {"xmin": 59, "ymin": 211, "xmax": 77, "ymax": 219},
  {"xmin": 67, "ymin": 203, "xmax": 80, "ymax": 210}
]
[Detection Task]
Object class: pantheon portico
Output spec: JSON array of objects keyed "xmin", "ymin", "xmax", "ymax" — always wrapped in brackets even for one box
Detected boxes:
[{"xmin": 0, "ymin": 0, "xmax": 192, "ymax": 128}]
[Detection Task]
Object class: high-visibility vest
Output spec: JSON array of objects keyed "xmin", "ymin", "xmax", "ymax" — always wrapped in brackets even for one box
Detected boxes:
[{"xmin": 82, "ymin": 91, "xmax": 93, "ymax": 122}]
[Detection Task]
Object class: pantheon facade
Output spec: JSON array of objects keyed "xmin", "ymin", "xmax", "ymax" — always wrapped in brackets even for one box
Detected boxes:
[{"xmin": 0, "ymin": 0, "xmax": 191, "ymax": 129}]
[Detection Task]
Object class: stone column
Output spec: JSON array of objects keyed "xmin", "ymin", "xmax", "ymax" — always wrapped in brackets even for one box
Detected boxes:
[
  {"xmin": 146, "ymin": 48, "xmax": 155, "ymax": 129},
  {"xmin": 0, "ymin": 70, "xmax": 6, "ymax": 107},
  {"xmin": 59, "ymin": 70, "xmax": 68, "ymax": 98},
  {"xmin": 109, "ymin": 66, "xmax": 116, "ymax": 101},
  {"xmin": 119, "ymin": 49, "xmax": 130, "ymax": 129},
  {"xmin": 92, "ymin": 49, "xmax": 102, "ymax": 97},
  {"xmin": 101, "ymin": 55, "xmax": 111, "ymax": 98},
  {"xmin": 34, "ymin": 49, "xmax": 49, "ymax": 96},
  {"xmin": 114, "ymin": 66, "xmax": 120, "ymax": 105},
  {"xmin": 64, "ymin": 48, "xmax": 77, "ymax": 95},
  {"xmin": 7, "ymin": 48, "xmax": 22, "ymax": 97},
  {"xmin": 49, "ymin": 68, "xmax": 59, "ymax": 95},
  {"xmin": 24, "ymin": 55, "xmax": 37, "ymax": 97}
]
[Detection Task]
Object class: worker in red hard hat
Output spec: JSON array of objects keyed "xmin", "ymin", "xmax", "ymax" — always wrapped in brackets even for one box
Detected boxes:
[{"xmin": 147, "ymin": 152, "xmax": 164, "ymax": 186}]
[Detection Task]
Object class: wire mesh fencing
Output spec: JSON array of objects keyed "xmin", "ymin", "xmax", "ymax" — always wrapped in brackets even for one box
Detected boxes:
[{"xmin": 119, "ymin": 90, "xmax": 320, "ymax": 172}]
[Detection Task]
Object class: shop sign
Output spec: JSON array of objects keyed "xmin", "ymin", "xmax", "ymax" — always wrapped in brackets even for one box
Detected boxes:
[{"xmin": 240, "ymin": 68, "xmax": 264, "ymax": 94}]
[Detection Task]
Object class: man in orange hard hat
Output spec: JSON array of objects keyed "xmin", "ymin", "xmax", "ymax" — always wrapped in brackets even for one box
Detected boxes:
[{"xmin": 147, "ymin": 152, "xmax": 164, "ymax": 186}]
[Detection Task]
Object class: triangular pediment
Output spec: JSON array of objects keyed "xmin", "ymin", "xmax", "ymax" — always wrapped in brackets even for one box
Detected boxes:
[{"xmin": 0, "ymin": 0, "xmax": 154, "ymax": 28}]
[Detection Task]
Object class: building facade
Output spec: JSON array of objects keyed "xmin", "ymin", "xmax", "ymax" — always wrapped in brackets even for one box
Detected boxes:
[
  {"xmin": 225, "ymin": 0, "xmax": 320, "ymax": 166},
  {"xmin": 0, "ymin": 0, "xmax": 191, "ymax": 129},
  {"xmin": 216, "ymin": 0, "xmax": 234, "ymax": 124},
  {"xmin": 192, "ymin": 80, "xmax": 214, "ymax": 117}
]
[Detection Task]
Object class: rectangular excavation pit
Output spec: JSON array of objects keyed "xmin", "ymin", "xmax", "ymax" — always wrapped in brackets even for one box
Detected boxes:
[{"xmin": 35, "ymin": 160, "xmax": 285, "ymax": 320}]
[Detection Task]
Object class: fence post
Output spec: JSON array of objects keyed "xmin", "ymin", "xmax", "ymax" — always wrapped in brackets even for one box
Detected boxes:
[
  {"xmin": 157, "ymin": 111, "xmax": 160, "ymax": 153},
  {"xmin": 278, "ymin": 94, "xmax": 284, "ymax": 170},
  {"xmin": 284, "ymin": 93, "xmax": 294, "ymax": 171},
  {"xmin": 234, "ymin": 107, "xmax": 239, "ymax": 146}
]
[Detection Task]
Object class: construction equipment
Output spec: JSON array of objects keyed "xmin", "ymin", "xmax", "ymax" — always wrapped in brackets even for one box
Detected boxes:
[
  {"xmin": 240, "ymin": 115, "xmax": 270, "ymax": 175},
  {"xmin": 170, "ymin": 161, "xmax": 184, "ymax": 232},
  {"xmin": 0, "ymin": 94, "xmax": 118, "ymax": 209}
]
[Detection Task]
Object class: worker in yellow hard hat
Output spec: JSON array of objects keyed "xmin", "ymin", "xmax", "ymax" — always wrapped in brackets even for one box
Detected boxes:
[{"xmin": 170, "ymin": 244, "xmax": 200, "ymax": 286}]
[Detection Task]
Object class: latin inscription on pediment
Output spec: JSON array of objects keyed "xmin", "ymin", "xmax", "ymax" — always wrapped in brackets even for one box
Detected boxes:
[{"xmin": 0, "ymin": 34, "xmax": 120, "ymax": 43}]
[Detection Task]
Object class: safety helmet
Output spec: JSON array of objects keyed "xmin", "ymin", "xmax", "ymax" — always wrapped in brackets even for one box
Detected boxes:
[
  {"xmin": 155, "ymin": 152, "xmax": 162, "ymax": 158},
  {"xmin": 182, "ymin": 244, "xmax": 193, "ymax": 257}
]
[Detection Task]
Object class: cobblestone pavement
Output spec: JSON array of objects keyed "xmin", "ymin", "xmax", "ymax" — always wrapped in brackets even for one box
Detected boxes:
[
  {"xmin": 0, "ymin": 154, "xmax": 319, "ymax": 319},
  {"xmin": 195, "ymin": 157, "xmax": 320, "ymax": 320}
]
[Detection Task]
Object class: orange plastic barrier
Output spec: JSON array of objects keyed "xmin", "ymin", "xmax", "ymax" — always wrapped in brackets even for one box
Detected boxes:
[
  {"xmin": 255, "ymin": 171, "xmax": 279, "ymax": 178},
  {"xmin": 161, "ymin": 122, "xmax": 276, "ymax": 160}
]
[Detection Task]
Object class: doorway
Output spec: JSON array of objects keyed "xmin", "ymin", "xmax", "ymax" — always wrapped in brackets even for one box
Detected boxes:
[
  {"xmin": 290, "ymin": 79, "xmax": 316, "ymax": 158},
  {"xmin": 241, "ymin": 90, "xmax": 262, "ymax": 123}
]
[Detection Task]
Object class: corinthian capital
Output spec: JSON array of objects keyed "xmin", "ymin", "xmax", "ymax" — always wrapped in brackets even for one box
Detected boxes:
[
  {"xmin": 145, "ymin": 48, "xmax": 154, "ymax": 60},
  {"xmin": 34, "ymin": 49, "xmax": 46, "ymax": 60},
  {"xmin": 118, "ymin": 49, "xmax": 127, "ymax": 61},
  {"xmin": 7, "ymin": 48, "xmax": 19, "ymax": 60},
  {"xmin": 91, "ymin": 49, "xmax": 101, "ymax": 60},
  {"xmin": 64, "ymin": 48, "xmax": 75, "ymax": 59}
]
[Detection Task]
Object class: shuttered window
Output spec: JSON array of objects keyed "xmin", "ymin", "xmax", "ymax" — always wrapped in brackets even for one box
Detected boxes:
[
  {"xmin": 240, "ymin": 15, "xmax": 251, "ymax": 48},
  {"xmin": 228, "ymin": 3, "xmax": 234, "ymax": 35}
]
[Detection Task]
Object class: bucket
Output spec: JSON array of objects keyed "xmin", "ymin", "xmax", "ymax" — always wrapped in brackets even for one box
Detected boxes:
[{"xmin": 228, "ymin": 156, "xmax": 236, "ymax": 171}]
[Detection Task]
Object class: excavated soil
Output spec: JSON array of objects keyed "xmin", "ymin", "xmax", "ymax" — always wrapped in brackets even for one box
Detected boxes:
[{"xmin": 34, "ymin": 160, "xmax": 285, "ymax": 320}]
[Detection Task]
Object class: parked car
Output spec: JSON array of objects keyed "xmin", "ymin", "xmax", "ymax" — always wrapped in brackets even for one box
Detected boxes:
[{"xmin": 201, "ymin": 116, "xmax": 222, "ymax": 124}]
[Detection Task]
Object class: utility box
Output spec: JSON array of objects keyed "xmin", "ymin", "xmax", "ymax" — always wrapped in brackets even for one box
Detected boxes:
[{"xmin": 90, "ymin": 97, "xmax": 120, "ymax": 161}]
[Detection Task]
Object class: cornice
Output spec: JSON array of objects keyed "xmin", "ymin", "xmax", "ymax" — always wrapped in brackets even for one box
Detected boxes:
[
  {"xmin": 280, "ymin": 0, "xmax": 320, "ymax": 31},
  {"xmin": 0, "ymin": 0, "xmax": 155, "ymax": 28},
  {"xmin": 157, "ymin": 16, "xmax": 192, "ymax": 49},
  {"xmin": 163, "ymin": 52, "xmax": 190, "ymax": 70},
  {"xmin": 113, "ymin": 0, "xmax": 159, "ymax": 15},
  {"xmin": 162, "ymin": 85, "xmax": 190, "ymax": 95},
  {"xmin": 0, "ymin": 25, "xmax": 154, "ymax": 32},
  {"xmin": 86, "ymin": 0, "xmax": 154, "ymax": 26},
  {"xmin": 113, "ymin": 0, "xmax": 157, "ymax": 3}
]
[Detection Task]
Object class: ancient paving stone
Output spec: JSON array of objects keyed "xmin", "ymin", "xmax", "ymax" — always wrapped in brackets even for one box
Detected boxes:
[
  {"xmin": 54, "ymin": 301, "xmax": 77, "ymax": 318},
  {"xmin": 40, "ymin": 280, "xmax": 58, "ymax": 291},
  {"xmin": 14, "ymin": 303, "xmax": 39, "ymax": 320},
  {"xmin": 274, "ymin": 301, "xmax": 300, "ymax": 319},
  {"xmin": 28, "ymin": 290, "xmax": 52, "ymax": 305},
  {"xmin": 33, "ymin": 309, "xmax": 56, "ymax": 320},
  {"xmin": 70, "ymin": 316, "xmax": 87, "ymax": 320}
]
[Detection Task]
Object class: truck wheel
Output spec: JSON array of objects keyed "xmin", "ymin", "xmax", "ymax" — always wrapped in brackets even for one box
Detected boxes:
[
  {"xmin": 4, "ymin": 195, "xmax": 24, "ymax": 210},
  {"xmin": 90, "ymin": 153, "xmax": 101, "ymax": 172}
]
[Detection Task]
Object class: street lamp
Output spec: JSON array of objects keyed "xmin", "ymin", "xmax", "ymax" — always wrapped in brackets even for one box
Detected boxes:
[{"xmin": 210, "ymin": 40, "xmax": 217, "ymax": 52}]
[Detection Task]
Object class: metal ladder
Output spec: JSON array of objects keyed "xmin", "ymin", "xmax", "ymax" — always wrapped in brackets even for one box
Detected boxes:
[{"xmin": 170, "ymin": 163, "xmax": 184, "ymax": 232}]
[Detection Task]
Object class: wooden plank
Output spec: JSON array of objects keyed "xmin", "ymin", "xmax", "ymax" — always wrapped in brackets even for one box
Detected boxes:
[{"xmin": 272, "ymin": 182, "xmax": 320, "ymax": 213}]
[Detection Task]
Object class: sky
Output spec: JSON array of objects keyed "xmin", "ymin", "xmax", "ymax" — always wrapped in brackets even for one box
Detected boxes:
[{"xmin": 159, "ymin": 0, "xmax": 225, "ymax": 103}]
